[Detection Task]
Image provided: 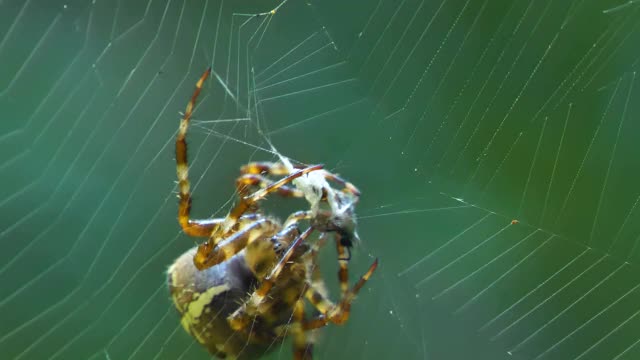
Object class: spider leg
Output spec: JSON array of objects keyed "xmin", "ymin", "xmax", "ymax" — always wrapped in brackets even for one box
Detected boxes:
[
  {"xmin": 176, "ymin": 67, "xmax": 216, "ymax": 237},
  {"xmin": 285, "ymin": 210, "xmax": 350, "ymax": 297},
  {"xmin": 277, "ymin": 169, "xmax": 357, "ymax": 298},
  {"xmin": 291, "ymin": 299, "xmax": 314, "ymax": 360},
  {"xmin": 335, "ymin": 238, "xmax": 350, "ymax": 296},
  {"xmin": 303, "ymin": 258, "xmax": 378, "ymax": 330},
  {"xmin": 284, "ymin": 210, "xmax": 313, "ymax": 228},
  {"xmin": 282, "ymin": 212, "xmax": 329, "ymax": 298},
  {"xmin": 183, "ymin": 218, "xmax": 226, "ymax": 237},
  {"xmin": 316, "ymin": 170, "xmax": 361, "ymax": 296},
  {"xmin": 195, "ymin": 166, "xmax": 321, "ymax": 270},
  {"xmin": 245, "ymin": 164, "xmax": 323, "ymax": 204},
  {"xmin": 252, "ymin": 227, "xmax": 313, "ymax": 302},
  {"xmin": 236, "ymin": 174, "xmax": 304, "ymax": 198},
  {"xmin": 321, "ymin": 171, "xmax": 361, "ymax": 198},
  {"xmin": 272, "ymin": 299, "xmax": 315, "ymax": 360},
  {"xmin": 228, "ymin": 227, "xmax": 314, "ymax": 331},
  {"xmin": 304, "ymin": 234, "xmax": 330, "ymax": 301},
  {"xmin": 224, "ymin": 165, "xmax": 322, "ymax": 235},
  {"xmin": 241, "ymin": 163, "xmax": 359, "ymax": 208},
  {"xmin": 240, "ymin": 161, "xmax": 292, "ymax": 176},
  {"xmin": 193, "ymin": 217, "xmax": 279, "ymax": 270}
]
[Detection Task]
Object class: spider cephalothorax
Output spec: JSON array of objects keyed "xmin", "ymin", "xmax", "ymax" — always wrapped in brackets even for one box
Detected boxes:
[{"xmin": 167, "ymin": 68, "xmax": 378, "ymax": 360}]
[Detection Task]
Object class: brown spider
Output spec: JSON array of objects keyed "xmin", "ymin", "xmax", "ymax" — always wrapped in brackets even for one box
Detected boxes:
[{"xmin": 167, "ymin": 68, "xmax": 378, "ymax": 360}]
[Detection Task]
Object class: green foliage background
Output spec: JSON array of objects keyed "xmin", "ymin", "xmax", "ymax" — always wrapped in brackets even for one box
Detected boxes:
[{"xmin": 1, "ymin": 0, "xmax": 639, "ymax": 359}]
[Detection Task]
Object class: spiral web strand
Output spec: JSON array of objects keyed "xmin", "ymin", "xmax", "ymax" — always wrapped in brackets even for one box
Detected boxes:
[{"xmin": 1, "ymin": 0, "xmax": 640, "ymax": 359}]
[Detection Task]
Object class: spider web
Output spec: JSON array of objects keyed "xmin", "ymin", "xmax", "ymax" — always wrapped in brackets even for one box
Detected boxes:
[{"xmin": 1, "ymin": 0, "xmax": 640, "ymax": 359}]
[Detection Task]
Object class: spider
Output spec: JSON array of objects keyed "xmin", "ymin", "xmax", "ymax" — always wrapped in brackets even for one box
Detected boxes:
[{"xmin": 167, "ymin": 67, "xmax": 378, "ymax": 360}]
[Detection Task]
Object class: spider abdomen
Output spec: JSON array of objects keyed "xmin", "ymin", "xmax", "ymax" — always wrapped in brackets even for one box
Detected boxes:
[{"xmin": 168, "ymin": 247, "xmax": 276, "ymax": 359}]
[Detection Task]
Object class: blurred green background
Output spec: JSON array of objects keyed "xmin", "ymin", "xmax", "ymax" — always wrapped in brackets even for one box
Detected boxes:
[{"xmin": 1, "ymin": 0, "xmax": 640, "ymax": 359}]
